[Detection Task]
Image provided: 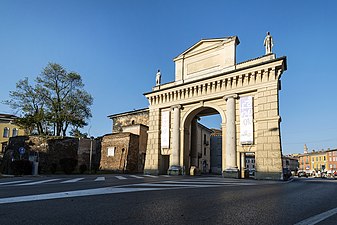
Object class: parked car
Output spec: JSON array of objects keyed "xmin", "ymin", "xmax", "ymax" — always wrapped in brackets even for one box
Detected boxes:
[
  {"xmin": 298, "ymin": 171, "xmax": 308, "ymax": 178},
  {"xmin": 167, "ymin": 165, "xmax": 182, "ymax": 175}
]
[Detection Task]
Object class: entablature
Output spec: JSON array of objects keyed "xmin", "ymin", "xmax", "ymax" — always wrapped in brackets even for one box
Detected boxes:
[{"xmin": 145, "ymin": 56, "xmax": 287, "ymax": 107}]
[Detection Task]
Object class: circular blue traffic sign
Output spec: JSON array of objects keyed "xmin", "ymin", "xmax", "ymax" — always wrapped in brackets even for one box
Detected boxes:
[{"xmin": 18, "ymin": 147, "xmax": 25, "ymax": 155}]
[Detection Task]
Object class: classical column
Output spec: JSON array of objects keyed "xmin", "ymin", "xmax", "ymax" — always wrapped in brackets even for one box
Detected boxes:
[
  {"xmin": 171, "ymin": 105, "xmax": 181, "ymax": 166},
  {"xmin": 224, "ymin": 94, "xmax": 238, "ymax": 174}
]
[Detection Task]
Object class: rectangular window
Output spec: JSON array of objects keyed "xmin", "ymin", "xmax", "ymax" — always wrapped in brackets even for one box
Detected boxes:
[
  {"xmin": 3, "ymin": 127, "xmax": 9, "ymax": 138},
  {"xmin": 12, "ymin": 128, "xmax": 18, "ymax": 137},
  {"xmin": 107, "ymin": 147, "xmax": 115, "ymax": 157},
  {"xmin": 204, "ymin": 147, "xmax": 206, "ymax": 156}
]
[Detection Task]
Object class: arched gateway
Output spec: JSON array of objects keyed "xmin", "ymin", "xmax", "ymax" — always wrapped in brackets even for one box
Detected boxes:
[{"xmin": 143, "ymin": 35, "xmax": 287, "ymax": 180}]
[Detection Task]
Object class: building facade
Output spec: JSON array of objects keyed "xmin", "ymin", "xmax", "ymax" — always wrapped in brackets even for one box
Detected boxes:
[
  {"xmin": 298, "ymin": 147, "xmax": 337, "ymax": 175},
  {"xmin": 143, "ymin": 35, "xmax": 287, "ymax": 180},
  {"xmin": 210, "ymin": 129, "xmax": 222, "ymax": 174},
  {"xmin": 0, "ymin": 113, "xmax": 25, "ymax": 157}
]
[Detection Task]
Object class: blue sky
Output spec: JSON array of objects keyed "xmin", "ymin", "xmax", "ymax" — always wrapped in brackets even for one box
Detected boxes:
[{"xmin": 1, "ymin": 0, "xmax": 337, "ymax": 155}]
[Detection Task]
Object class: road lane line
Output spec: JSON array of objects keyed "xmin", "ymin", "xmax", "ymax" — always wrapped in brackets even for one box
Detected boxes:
[
  {"xmin": 294, "ymin": 207, "xmax": 337, "ymax": 225},
  {"xmin": 15, "ymin": 179, "xmax": 61, "ymax": 186},
  {"xmin": 0, "ymin": 180, "xmax": 32, "ymax": 185},
  {"xmin": 115, "ymin": 176, "xmax": 127, "ymax": 180},
  {"xmin": 94, "ymin": 177, "xmax": 105, "ymax": 181},
  {"xmin": 0, "ymin": 187, "xmax": 169, "ymax": 204},
  {"xmin": 61, "ymin": 178, "xmax": 85, "ymax": 183},
  {"xmin": 162, "ymin": 181, "xmax": 256, "ymax": 185}
]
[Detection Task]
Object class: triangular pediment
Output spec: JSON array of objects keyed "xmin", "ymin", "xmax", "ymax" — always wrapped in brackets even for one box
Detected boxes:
[{"xmin": 174, "ymin": 36, "xmax": 239, "ymax": 61}]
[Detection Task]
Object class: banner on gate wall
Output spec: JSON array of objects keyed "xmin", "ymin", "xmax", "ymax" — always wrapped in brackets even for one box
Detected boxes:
[
  {"xmin": 240, "ymin": 96, "xmax": 253, "ymax": 145},
  {"xmin": 161, "ymin": 110, "xmax": 170, "ymax": 149}
]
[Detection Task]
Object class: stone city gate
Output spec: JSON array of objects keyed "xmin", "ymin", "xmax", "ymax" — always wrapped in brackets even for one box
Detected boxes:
[{"xmin": 143, "ymin": 35, "xmax": 287, "ymax": 180}]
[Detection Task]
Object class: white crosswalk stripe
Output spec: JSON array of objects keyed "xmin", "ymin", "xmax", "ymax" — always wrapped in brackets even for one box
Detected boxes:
[
  {"xmin": 129, "ymin": 175, "xmax": 144, "ymax": 179},
  {"xmin": 143, "ymin": 175, "xmax": 159, "ymax": 178},
  {"xmin": 0, "ymin": 180, "xmax": 32, "ymax": 185},
  {"xmin": 94, "ymin": 177, "xmax": 105, "ymax": 181},
  {"xmin": 15, "ymin": 179, "xmax": 61, "ymax": 186},
  {"xmin": 115, "ymin": 176, "xmax": 127, "ymax": 180},
  {"xmin": 61, "ymin": 178, "xmax": 85, "ymax": 183}
]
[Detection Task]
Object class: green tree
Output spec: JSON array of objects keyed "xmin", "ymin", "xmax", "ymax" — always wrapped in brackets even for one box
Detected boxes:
[
  {"xmin": 5, "ymin": 63, "xmax": 93, "ymax": 136},
  {"xmin": 5, "ymin": 77, "xmax": 47, "ymax": 135}
]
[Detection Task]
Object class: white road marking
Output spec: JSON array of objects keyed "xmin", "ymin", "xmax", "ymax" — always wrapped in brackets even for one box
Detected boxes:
[
  {"xmin": 294, "ymin": 207, "xmax": 337, "ymax": 225},
  {"xmin": 0, "ymin": 180, "xmax": 32, "ymax": 185},
  {"xmin": 0, "ymin": 177, "xmax": 264, "ymax": 204},
  {"xmin": 94, "ymin": 177, "xmax": 105, "ymax": 181},
  {"xmin": 161, "ymin": 175, "xmax": 171, "ymax": 178},
  {"xmin": 15, "ymin": 179, "xmax": 61, "ymax": 186},
  {"xmin": 0, "ymin": 186, "xmax": 168, "ymax": 204},
  {"xmin": 143, "ymin": 175, "xmax": 158, "ymax": 178},
  {"xmin": 61, "ymin": 178, "xmax": 85, "ymax": 183},
  {"xmin": 129, "ymin": 183, "xmax": 223, "ymax": 188},
  {"xmin": 115, "ymin": 176, "xmax": 127, "ymax": 180},
  {"xmin": 129, "ymin": 175, "xmax": 144, "ymax": 179},
  {"xmin": 162, "ymin": 180, "xmax": 256, "ymax": 185}
]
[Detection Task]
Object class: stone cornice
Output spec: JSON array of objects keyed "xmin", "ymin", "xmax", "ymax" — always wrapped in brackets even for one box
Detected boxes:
[{"xmin": 144, "ymin": 56, "xmax": 286, "ymax": 96}]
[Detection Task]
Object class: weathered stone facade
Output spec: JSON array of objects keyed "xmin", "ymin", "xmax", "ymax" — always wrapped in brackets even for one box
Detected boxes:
[
  {"xmin": 1, "ymin": 136, "xmax": 98, "ymax": 174},
  {"xmin": 108, "ymin": 108, "xmax": 149, "ymax": 133},
  {"xmin": 106, "ymin": 109, "xmax": 149, "ymax": 173},
  {"xmin": 143, "ymin": 36, "xmax": 287, "ymax": 180},
  {"xmin": 100, "ymin": 133, "xmax": 140, "ymax": 173}
]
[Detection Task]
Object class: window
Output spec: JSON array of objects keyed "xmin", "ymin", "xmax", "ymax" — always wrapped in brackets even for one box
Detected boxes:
[
  {"xmin": 247, "ymin": 164, "xmax": 249, "ymax": 168},
  {"xmin": 107, "ymin": 147, "xmax": 115, "ymax": 156},
  {"xmin": 3, "ymin": 127, "xmax": 9, "ymax": 138},
  {"xmin": 204, "ymin": 147, "xmax": 206, "ymax": 156},
  {"xmin": 252, "ymin": 165, "xmax": 255, "ymax": 168},
  {"xmin": 12, "ymin": 128, "xmax": 18, "ymax": 137},
  {"xmin": 203, "ymin": 134, "xmax": 207, "ymax": 144},
  {"xmin": 324, "ymin": 156, "xmax": 326, "ymax": 161}
]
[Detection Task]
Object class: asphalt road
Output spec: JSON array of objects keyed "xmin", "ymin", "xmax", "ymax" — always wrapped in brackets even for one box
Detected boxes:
[{"xmin": 0, "ymin": 175, "xmax": 337, "ymax": 225}]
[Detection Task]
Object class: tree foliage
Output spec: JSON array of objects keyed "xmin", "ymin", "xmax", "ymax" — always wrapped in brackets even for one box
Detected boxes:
[{"xmin": 5, "ymin": 63, "xmax": 93, "ymax": 136}]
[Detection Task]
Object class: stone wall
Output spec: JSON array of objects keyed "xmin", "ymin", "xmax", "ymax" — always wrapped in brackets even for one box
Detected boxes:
[
  {"xmin": 1, "ymin": 136, "xmax": 99, "ymax": 174},
  {"xmin": 100, "ymin": 133, "xmax": 140, "ymax": 173}
]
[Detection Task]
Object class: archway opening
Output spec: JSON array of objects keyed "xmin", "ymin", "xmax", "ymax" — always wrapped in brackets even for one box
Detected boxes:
[{"xmin": 182, "ymin": 107, "xmax": 223, "ymax": 175}]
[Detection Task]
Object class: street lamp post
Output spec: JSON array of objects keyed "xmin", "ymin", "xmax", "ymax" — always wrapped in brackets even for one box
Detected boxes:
[{"xmin": 89, "ymin": 136, "xmax": 94, "ymax": 174}]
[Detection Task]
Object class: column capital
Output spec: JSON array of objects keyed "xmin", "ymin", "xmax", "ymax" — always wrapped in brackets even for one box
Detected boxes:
[
  {"xmin": 224, "ymin": 94, "xmax": 238, "ymax": 101},
  {"xmin": 170, "ymin": 105, "xmax": 182, "ymax": 110}
]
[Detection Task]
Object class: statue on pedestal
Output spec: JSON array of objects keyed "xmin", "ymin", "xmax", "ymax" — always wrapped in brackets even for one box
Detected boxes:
[
  {"xmin": 156, "ymin": 69, "xmax": 161, "ymax": 86},
  {"xmin": 263, "ymin": 32, "xmax": 273, "ymax": 55}
]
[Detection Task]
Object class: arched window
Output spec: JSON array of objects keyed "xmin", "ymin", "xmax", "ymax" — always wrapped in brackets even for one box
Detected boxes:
[
  {"xmin": 3, "ymin": 127, "xmax": 9, "ymax": 138},
  {"xmin": 12, "ymin": 128, "xmax": 18, "ymax": 137},
  {"xmin": 131, "ymin": 120, "xmax": 135, "ymax": 125}
]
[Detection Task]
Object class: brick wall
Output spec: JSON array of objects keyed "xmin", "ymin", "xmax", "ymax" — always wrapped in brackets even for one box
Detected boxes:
[{"xmin": 100, "ymin": 133, "xmax": 140, "ymax": 173}]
